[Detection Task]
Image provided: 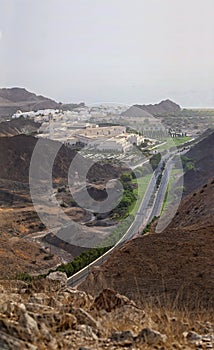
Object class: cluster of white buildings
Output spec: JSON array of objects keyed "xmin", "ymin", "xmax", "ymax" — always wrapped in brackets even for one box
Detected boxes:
[
  {"xmin": 67, "ymin": 125, "xmax": 143, "ymax": 153},
  {"xmin": 12, "ymin": 104, "xmax": 128, "ymax": 123},
  {"xmin": 12, "ymin": 105, "xmax": 145, "ymax": 153},
  {"xmin": 43, "ymin": 119, "xmax": 143, "ymax": 153}
]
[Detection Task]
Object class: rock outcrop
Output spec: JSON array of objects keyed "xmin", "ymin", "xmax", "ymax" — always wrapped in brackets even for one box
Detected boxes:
[
  {"xmin": 0, "ymin": 280, "xmax": 213, "ymax": 349},
  {"xmin": 134, "ymin": 99, "xmax": 181, "ymax": 116},
  {"xmin": 122, "ymin": 99, "xmax": 181, "ymax": 118}
]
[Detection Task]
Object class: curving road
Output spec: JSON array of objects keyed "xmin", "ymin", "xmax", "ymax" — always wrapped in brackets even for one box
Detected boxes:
[{"xmin": 67, "ymin": 156, "xmax": 173, "ymax": 287}]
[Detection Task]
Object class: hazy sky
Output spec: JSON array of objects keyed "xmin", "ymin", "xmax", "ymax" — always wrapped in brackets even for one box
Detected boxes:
[{"xmin": 0, "ymin": 0, "xmax": 214, "ymax": 107}]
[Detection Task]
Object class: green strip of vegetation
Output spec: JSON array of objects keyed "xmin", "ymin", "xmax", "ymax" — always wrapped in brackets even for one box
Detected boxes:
[
  {"xmin": 161, "ymin": 184, "xmax": 169, "ymax": 215},
  {"xmin": 173, "ymin": 136, "xmax": 192, "ymax": 146},
  {"xmin": 56, "ymin": 245, "xmax": 111, "ymax": 277},
  {"xmin": 17, "ymin": 167, "xmax": 155, "ymax": 281},
  {"xmin": 154, "ymin": 137, "xmax": 192, "ymax": 152},
  {"xmin": 16, "ymin": 245, "xmax": 112, "ymax": 281},
  {"xmin": 110, "ymin": 172, "xmax": 137, "ymax": 219},
  {"xmin": 54, "ymin": 171, "xmax": 153, "ymax": 277},
  {"xmin": 57, "ymin": 214, "xmax": 134, "ymax": 279},
  {"xmin": 141, "ymin": 216, "xmax": 158, "ymax": 235},
  {"xmin": 181, "ymin": 155, "xmax": 195, "ymax": 172},
  {"xmin": 101, "ymin": 214, "xmax": 134, "ymax": 248},
  {"xmin": 131, "ymin": 173, "xmax": 152, "ymax": 216},
  {"xmin": 161, "ymin": 168, "xmax": 184, "ymax": 214}
]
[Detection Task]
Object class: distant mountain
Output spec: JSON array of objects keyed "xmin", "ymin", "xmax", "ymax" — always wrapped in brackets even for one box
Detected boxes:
[
  {"xmin": 0, "ymin": 87, "xmax": 85, "ymax": 118},
  {"xmin": 123, "ymin": 99, "xmax": 181, "ymax": 117},
  {"xmin": 122, "ymin": 105, "xmax": 153, "ymax": 118}
]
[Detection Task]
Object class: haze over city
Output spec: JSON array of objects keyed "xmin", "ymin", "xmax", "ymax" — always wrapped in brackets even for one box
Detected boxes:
[
  {"xmin": 0, "ymin": 2, "xmax": 214, "ymax": 348},
  {"xmin": 0, "ymin": 0, "xmax": 214, "ymax": 107}
]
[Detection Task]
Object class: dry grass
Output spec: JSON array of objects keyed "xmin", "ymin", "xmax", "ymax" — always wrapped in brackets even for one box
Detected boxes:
[
  {"xmin": 144, "ymin": 300, "xmax": 213, "ymax": 342},
  {"xmin": 97, "ymin": 296, "xmax": 213, "ymax": 349},
  {"xmin": 0, "ymin": 279, "xmax": 213, "ymax": 349}
]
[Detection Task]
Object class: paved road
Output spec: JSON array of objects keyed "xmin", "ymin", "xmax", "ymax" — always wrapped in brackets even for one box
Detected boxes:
[
  {"xmin": 67, "ymin": 157, "xmax": 172, "ymax": 287},
  {"xmin": 148, "ymin": 159, "xmax": 173, "ymax": 221},
  {"xmin": 131, "ymin": 158, "xmax": 149, "ymax": 170}
]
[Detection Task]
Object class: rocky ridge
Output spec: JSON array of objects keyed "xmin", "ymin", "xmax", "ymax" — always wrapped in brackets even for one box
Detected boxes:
[
  {"xmin": 122, "ymin": 99, "xmax": 181, "ymax": 118},
  {"xmin": 0, "ymin": 134, "xmax": 127, "ymax": 183},
  {"xmin": 135, "ymin": 99, "xmax": 181, "ymax": 116},
  {"xmin": 0, "ymin": 273, "xmax": 213, "ymax": 349},
  {"xmin": 0, "ymin": 87, "xmax": 85, "ymax": 118}
]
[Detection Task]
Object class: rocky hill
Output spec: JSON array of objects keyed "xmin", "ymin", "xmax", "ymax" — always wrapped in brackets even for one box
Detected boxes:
[
  {"xmin": 0, "ymin": 134, "xmax": 129, "ymax": 277},
  {"xmin": 183, "ymin": 130, "xmax": 214, "ymax": 194},
  {"xmin": 136, "ymin": 99, "xmax": 181, "ymax": 116},
  {"xmin": 125, "ymin": 99, "xmax": 181, "ymax": 117},
  {"xmin": 79, "ymin": 179, "xmax": 214, "ymax": 309},
  {"xmin": 0, "ymin": 116, "xmax": 40, "ymax": 137},
  {"xmin": 0, "ymin": 88, "xmax": 59, "ymax": 118},
  {"xmin": 122, "ymin": 105, "xmax": 154, "ymax": 118},
  {"xmin": 0, "ymin": 275, "xmax": 213, "ymax": 349},
  {"xmin": 0, "ymin": 87, "xmax": 85, "ymax": 118},
  {"xmin": 0, "ymin": 135, "xmax": 76, "ymax": 183},
  {"xmin": 0, "ymin": 135, "xmax": 126, "ymax": 183}
]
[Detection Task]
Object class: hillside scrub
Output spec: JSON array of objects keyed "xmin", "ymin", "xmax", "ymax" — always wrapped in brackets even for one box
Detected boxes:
[{"xmin": 111, "ymin": 172, "xmax": 137, "ymax": 219}]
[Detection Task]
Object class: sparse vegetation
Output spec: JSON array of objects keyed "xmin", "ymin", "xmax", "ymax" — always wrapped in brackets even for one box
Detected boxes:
[
  {"xmin": 142, "ymin": 216, "xmax": 158, "ymax": 234},
  {"xmin": 149, "ymin": 152, "xmax": 161, "ymax": 170},
  {"xmin": 181, "ymin": 155, "xmax": 195, "ymax": 172},
  {"xmin": 111, "ymin": 172, "xmax": 137, "ymax": 219},
  {"xmin": 15, "ymin": 272, "xmax": 33, "ymax": 282},
  {"xmin": 103, "ymin": 214, "xmax": 134, "ymax": 247}
]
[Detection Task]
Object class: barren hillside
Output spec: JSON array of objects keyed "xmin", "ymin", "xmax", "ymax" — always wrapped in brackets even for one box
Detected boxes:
[
  {"xmin": 133, "ymin": 99, "xmax": 181, "ymax": 117},
  {"xmin": 79, "ymin": 180, "xmax": 214, "ymax": 308},
  {"xmin": 0, "ymin": 87, "xmax": 59, "ymax": 118},
  {"xmin": 0, "ymin": 134, "xmax": 129, "ymax": 275},
  {"xmin": 0, "ymin": 134, "xmax": 127, "ymax": 183},
  {"xmin": 0, "ymin": 231, "xmax": 60, "ymax": 279},
  {"xmin": 183, "ymin": 131, "xmax": 214, "ymax": 194},
  {"xmin": 0, "ymin": 116, "xmax": 40, "ymax": 137}
]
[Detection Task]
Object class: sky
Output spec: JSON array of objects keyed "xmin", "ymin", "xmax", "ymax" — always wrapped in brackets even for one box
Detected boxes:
[{"xmin": 0, "ymin": 0, "xmax": 214, "ymax": 107}]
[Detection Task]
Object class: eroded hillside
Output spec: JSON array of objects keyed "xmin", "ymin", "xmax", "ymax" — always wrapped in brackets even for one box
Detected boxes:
[{"xmin": 79, "ymin": 180, "xmax": 214, "ymax": 308}]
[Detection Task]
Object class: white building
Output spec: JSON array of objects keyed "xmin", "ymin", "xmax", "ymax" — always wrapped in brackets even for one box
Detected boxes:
[{"xmin": 95, "ymin": 138, "xmax": 132, "ymax": 153}]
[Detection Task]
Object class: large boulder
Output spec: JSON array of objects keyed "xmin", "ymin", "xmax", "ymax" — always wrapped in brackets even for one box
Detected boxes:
[
  {"xmin": 92, "ymin": 288, "xmax": 137, "ymax": 312},
  {"xmin": 46, "ymin": 271, "xmax": 67, "ymax": 290}
]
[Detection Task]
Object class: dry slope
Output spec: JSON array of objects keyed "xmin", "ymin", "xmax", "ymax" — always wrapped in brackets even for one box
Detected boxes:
[{"xmin": 79, "ymin": 180, "xmax": 214, "ymax": 308}]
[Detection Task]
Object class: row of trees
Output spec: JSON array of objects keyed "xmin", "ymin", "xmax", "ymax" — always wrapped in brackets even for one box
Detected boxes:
[
  {"xmin": 56, "ymin": 246, "xmax": 111, "ymax": 277},
  {"xmin": 111, "ymin": 173, "xmax": 137, "ymax": 219}
]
